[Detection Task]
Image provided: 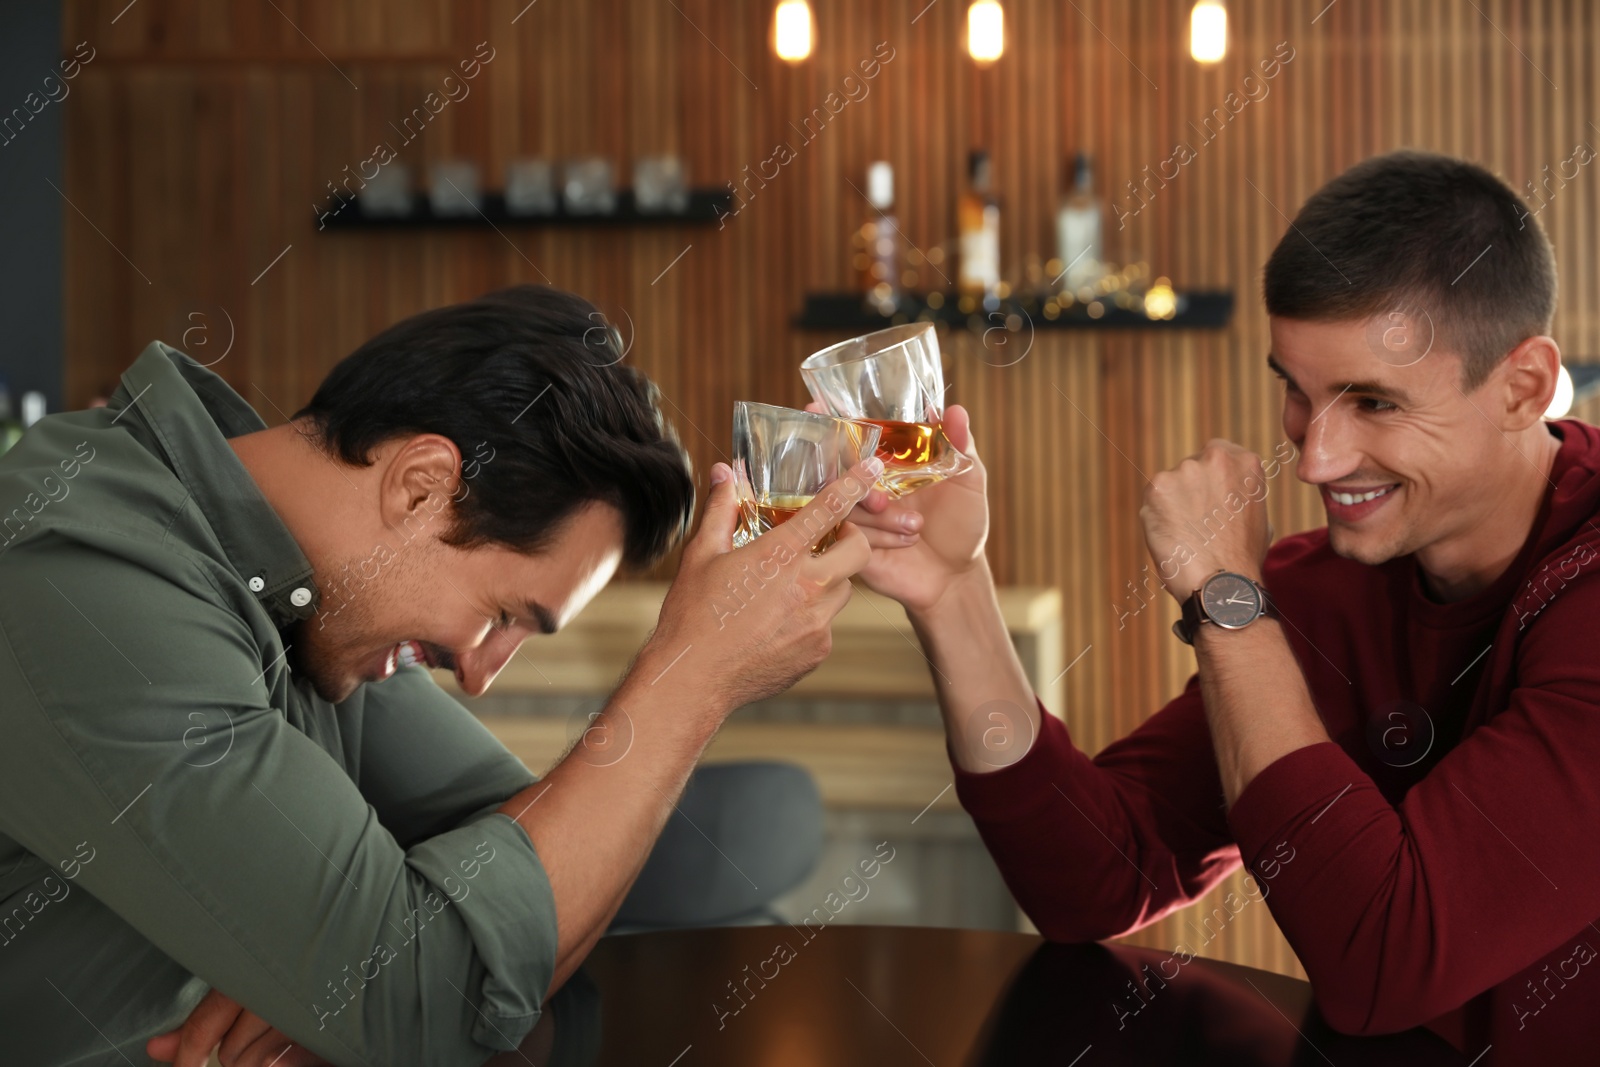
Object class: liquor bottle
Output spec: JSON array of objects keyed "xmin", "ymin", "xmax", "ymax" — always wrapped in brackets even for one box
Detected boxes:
[
  {"xmin": 1056, "ymin": 152, "xmax": 1104, "ymax": 294},
  {"xmin": 0, "ymin": 376, "xmax": 24, "ymax": 455},
  {"xmin": 956, "ymin": 150, "xmax": 1001, "ymax": 302},
  {"xmin": 21, "ymin": 392, "xmax": 46, "ymax": 428},
  {"xmin": 855, "ymin": 161, "xmax": 901, "ymax": 316}
]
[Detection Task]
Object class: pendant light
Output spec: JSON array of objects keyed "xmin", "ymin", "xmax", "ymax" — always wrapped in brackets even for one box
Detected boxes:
[
  {"xmin": 967, "ymin": 0, "xmax": 1004, "ymax": 64},
  {"xmin": 1546, "ymin": 365, "xmax": 1575, "ymax": 419},
  {"xmin": 1190, "ymin": 0, "xmax": 1226, "ymax": 64},
  {"xmin": 772, "ymin": 0, "xmax": 815, "ymax": 63}
]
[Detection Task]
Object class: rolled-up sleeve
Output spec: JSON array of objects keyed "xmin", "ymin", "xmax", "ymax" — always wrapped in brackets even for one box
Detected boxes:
[{"xmin": 0, "ymin": 529, "xmax": 557, "ymax": 1066}]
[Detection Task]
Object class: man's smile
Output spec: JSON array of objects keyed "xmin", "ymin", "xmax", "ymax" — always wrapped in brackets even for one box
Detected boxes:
[
  {"xmin": 370, "ymin": 639, "xmax": 450, "ymax": 682},
  {"xmin": 1320, "ymin": 482, "xmax": 1401, "ymax": 522}
]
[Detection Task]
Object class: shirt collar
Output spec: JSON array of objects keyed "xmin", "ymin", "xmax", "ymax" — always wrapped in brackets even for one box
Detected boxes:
[{"xmin": 108, "ymin": 341, "xmax": 321, "ymax": 627}]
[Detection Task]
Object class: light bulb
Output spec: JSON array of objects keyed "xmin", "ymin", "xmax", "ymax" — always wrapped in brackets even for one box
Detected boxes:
[
  {"xmin": 1144, "ymin": 279, "xmax": 1178, "ymax": 321},
  {"xmin": 967, "ymin": 0, "xmax": 1004, "ymax": 64},
  {"xmin": 1190, "ymin": 0, "xmax": 1226, "ymax": 64},
  {"xmin": 772, "ymin": 0, "xmax": 814, "ymax": 63},
  {"xmin": 1546, "ymin": 364, "xmax": 1574, "ymax": 419}
]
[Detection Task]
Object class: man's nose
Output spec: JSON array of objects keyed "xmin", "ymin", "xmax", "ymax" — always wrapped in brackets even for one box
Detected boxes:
[
  {"xmin": 1296, "ymin": 404, "xmax": 1358, "ymax": 485},
  {"xmin": 454, "ymin": 631, "xmax": 519, "ymax": 697}
]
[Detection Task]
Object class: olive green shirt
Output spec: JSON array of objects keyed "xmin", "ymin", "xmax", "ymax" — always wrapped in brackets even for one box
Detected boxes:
[{"xmin": 0, "ymin": 343, "xmax": 557, "ymax": 1066}]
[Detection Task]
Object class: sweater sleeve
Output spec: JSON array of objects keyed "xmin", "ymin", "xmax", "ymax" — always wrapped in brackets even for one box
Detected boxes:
[
  {"xmin": 953, "ymin": 676, "xmax": 1242, "ymax": 942},
  {"xmin": 1227, "ymin": 573, "xmax": 1600, "ymax": 1036}
]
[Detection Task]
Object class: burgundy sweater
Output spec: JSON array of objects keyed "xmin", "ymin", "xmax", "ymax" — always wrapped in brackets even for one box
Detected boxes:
[{"xmin": 955, "ymin": 418, "xmax": 1600, "ymax": 1062}]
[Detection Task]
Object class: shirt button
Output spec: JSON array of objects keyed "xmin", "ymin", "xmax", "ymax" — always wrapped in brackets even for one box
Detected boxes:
[
  {"xmin": 289, "ymin": 587, "xmax": 313, "ymax": 607},
  {"xmin": 248, "ymin": 576, "xmax": 266, "ymax": 592}
]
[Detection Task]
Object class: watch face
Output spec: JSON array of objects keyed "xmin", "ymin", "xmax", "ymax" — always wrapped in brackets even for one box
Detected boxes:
[{"xmin": 1201, "ymin": 573, "xmax": 1261, "ymax": 629}]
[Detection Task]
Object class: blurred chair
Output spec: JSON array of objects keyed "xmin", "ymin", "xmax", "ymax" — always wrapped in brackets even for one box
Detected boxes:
[{"xmin": 608, "ymin": 761, "xmax": 823, "ymax": 932}]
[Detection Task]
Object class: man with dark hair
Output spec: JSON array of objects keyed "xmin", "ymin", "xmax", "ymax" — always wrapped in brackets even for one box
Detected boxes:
[
  {"xmin": 846, "ymin": 151, "xmax": 1600, "ymax": 1060},
  {"xmin": 0, "ymin": 284, "xmax": 879, "ymax": 1066},
  {"xmin": 1264, "ymin": 149, "xmax": 1559, "ymax": 394}
]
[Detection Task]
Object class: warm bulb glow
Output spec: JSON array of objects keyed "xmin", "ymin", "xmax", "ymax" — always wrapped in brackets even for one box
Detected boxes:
[
  {"xmin": 967, "ymin": 0, "xmax": 1004, "ymax": 63},
  {"xmin": 1144, "ymin": 278, "xmax": 1178, "ymax": 321},
  {"xmin": 772, "ymin": 0, "xmax": 814, "ymax": 63},
  {"xmin": 1190, "ymin": 0, "xmax": 1227, "ymax": 63},
  {"xmin": 1546, "ymin": 364, "xmax": 1574, "ymax": 419}
]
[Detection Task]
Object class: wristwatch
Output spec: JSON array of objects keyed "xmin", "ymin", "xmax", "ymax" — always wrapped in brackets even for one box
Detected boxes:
[{"xmin": 1172, "ymin": 570, "xmax": 1278, "ymax": 645}]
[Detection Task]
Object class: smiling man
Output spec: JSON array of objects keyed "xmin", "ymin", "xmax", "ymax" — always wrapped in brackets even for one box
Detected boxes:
[
  {"xmin": 0, "ymin": 284, "xmax": 876, "ymax": 1066},
  {"xmin": 842, "ymin": 151, "xmax": 1600, "ymax": 1061}
]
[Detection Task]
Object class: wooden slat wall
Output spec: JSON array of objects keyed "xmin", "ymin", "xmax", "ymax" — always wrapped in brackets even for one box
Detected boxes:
[{"xmin": 60, "ymin": 0, "xmax": 1600, "ymax": 981}]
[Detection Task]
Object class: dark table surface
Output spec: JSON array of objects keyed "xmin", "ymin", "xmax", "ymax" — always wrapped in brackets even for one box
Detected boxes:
[{"xmin": 502, "ymin": 925, "xmax": 1470, "ymax": 1066}]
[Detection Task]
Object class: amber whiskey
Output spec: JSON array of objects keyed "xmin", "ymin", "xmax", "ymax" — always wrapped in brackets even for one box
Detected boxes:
[
  {"xmin": 733, "ymin": 493, "xmax": 840, "ymax": 552},
  {"xmin": 861, "ymin": 419, "xmax": 969, "ymax": 497}
]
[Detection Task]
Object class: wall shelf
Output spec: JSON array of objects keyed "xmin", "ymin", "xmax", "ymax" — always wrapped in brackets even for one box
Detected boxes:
[
  {"xmin": 796, "ymin": 290, "xmax": 1235, "ymax": 332},
  {"xmin": 318, "ymin": 189, "xmax": 733, "ymax": 229}
]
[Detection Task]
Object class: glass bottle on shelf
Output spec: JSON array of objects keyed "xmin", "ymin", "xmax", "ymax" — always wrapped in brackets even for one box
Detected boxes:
[
  {"xmin": 957, "ymin": 149, "xmax": 1001, "ymax": 306},
  {"xmin": 21, "ymin": 392, "xmax": 46, "ymax": 428},
  {"xmin": 0, "ymin": 377, "xmax": 25, "ymax": 455},
  {"xmin": 1056, "ymin": 152, "xmax": 1104, "ymax": 294},
  {"xmin": 855, "ymin": 161, "xmax": 901, "ymax": 316}
]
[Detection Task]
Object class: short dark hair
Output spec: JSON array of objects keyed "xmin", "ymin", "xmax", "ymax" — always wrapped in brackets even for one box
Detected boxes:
[
  {"xmin": 1263, "ymin": 150, "xmax": 1557, "ymax": 389},
  {"xmin": 294, "ymin": 284, "xmax": 694, "ymax": 569}
]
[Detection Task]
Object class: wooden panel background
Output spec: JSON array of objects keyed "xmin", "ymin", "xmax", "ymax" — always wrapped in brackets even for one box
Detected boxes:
[{"xmin": 60, "ymin": 0, "xmax": 1600, "ymax": 980}]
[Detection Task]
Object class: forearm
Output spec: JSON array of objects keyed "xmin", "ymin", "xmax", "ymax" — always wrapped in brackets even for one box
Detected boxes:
[
  {"xmin": 496, "ymin": 642, "xmax": 730, "ymax": 995},
  {"xmin": 907, "ymin": 559, "xmax": 1040, "ymax": 772},
  {"xmin": 1192, "ymin": 616, "xmax": 1329, "ymax": 805}
]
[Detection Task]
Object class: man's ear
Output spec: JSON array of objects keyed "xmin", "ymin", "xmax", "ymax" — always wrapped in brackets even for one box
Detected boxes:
[
  {"xmin": 379, "ymin": 434, "xmax": 464, "ymax": 529},
  {"xmin": 1496, "ymin": 335, "xmax": 1562, "ymax": 430}
]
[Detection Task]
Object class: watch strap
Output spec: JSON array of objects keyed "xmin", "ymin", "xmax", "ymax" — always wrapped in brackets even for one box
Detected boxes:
[{"xmin": 1174, "ymin": 590, "xmax": 1205, "ymax": 645}]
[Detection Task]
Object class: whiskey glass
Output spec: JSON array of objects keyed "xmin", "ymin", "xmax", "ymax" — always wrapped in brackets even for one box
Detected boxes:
[
  {"xmin": 800, "ymin": 322, "xmax": 973, "ymax": 497},
  {"xmin": 730, "ymin": 402, "xmax": 881, "ymax": 552}
]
